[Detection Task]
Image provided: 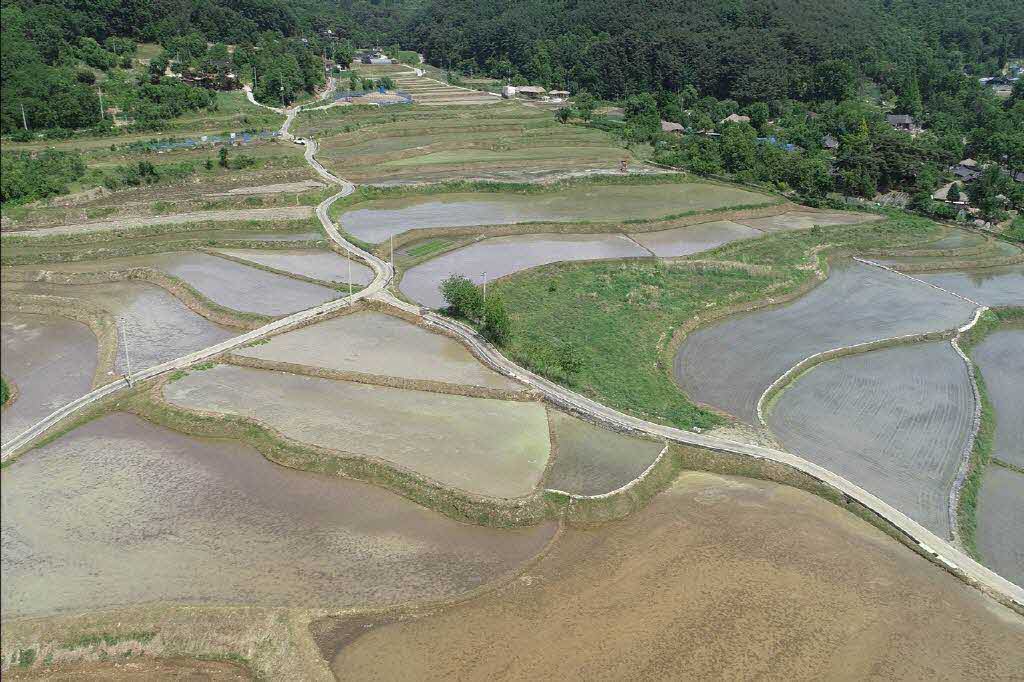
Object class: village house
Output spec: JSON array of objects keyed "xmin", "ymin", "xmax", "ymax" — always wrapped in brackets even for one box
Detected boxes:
[
  {"xmin": 660, "ymin": 120, "xmax": 685, "ymax": 134},
  {"xmin": 885, "ymin": 114, "xmax": 921, "ymax": 134},
  {"xmin": 822, "ymin": 134, "xmax": 839, "ymax": 150},
  {"xmin": 516, "ymin": 85, "xmax": 547, "ymax": 99},
  {"xmin": 720, "ymin": 113, "xmax": 751, "ymax": 124}
]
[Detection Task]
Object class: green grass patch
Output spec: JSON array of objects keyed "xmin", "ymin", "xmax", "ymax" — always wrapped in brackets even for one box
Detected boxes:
[
  {"xmin": 62, "ymin": 631, "xmax": 156, "ymax": 650},
  {"xmin": 405, "ymin": 238, "xmax": 453, "ymax": 258},
  {"xmin": 1, "ymin": 376, "xmax": 10, "ymax": 406},
  {"xmin": 490, "ymin": 213, "xmax": 940, "ymax": 431}
]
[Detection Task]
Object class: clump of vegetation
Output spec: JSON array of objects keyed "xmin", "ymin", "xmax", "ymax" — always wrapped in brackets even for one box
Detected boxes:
[
  {"xmin": 439, "ymin": 274, "xmax": 513, "ymax": 344},
  {"xmin": 1, "ymin": 377, "xmax": 10, "ymax": 406},
  {"xmin": 1, "ymin": 151, "xmax": 86, "ymax": 205}
]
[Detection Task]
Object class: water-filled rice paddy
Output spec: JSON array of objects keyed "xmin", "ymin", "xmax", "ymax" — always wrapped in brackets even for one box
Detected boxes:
[
  {"xmin": 674, "ymin": 260, "xmax": 977, "ymax": 423},
  {"xmin": 976, "ymin": 465, "xmax": 1024, "ymax": 587},
  {"xmin": 234, "ymin": 310, "xmax": 522, "ymax": 391},
  {"xmin": 546, "ymin": 411, "xmax": 665, "ymax": 496},
  {"xmin": 766, "ymin": 341, "xmax": 973, "ymax": 536},
  {"xmin": 971, "ymin": 327, "xmax": 1024, "ymax": 468},
  {"xmin": 0, "ymin": 413, "xmax": 556, "ymax": 618},
  {"xmin": 401, "ymin": 233, "xmax": 649, "ymax": 308},
  {"xmin": 627, "ymin": 220, "xmax": 763, "ymax": 256},
  {"xmin": 212, "ymin": 248, "xmax": 375, "ymax": 285},
  {"xmin": 735, "ymin": 209, "xmax": 879, "ymax": 232},
  {"xmin": 3, "ymin": 280, "xmax": 236, "ymax": 374},
  {"xmin": 339, "ymin": 183, "xmax": 771, "ymax": 243},
  {"xmin": 326, "ymin": 472, "xmax": 1024, "ymax": 679},
  {"xmin": 1, "ymin": 313, "xmax": 97, "ymax": 440},
  {"xmin": 163, "ymin": 364, "xmax": 551, "ymax": 498},
  {"xmin": 918, "ymin": 265, "xmax": 1024, "ymax": 307}
]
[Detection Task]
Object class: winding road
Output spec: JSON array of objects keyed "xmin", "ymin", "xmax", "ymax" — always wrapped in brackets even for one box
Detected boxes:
[{"xmin": 3, "ymin": 83, "xmax": 1022, "ymax": 611}]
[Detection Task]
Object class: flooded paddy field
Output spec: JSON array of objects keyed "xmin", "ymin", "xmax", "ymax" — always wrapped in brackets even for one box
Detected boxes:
[
  {"xmin": 401, "ymin": 233, "xmax": 649, "ymax": 308},
  {"xmin": 879, "ymin": 240, "xmax": 1022, "ymax": 271},
  {"xmin": 338, "ymin": 183, "xmax": 771, "ymax": 243},
  {"xmin": 546, "ymin": 411, "xmax": 665, "ymax": 496},
  {"xmin": 326, "ymin": 471, "xmax": 1024, "ymax": 679},
  {"xmin": 163, "ymin": 364, "xmax": 551, "ymax": 498},
  {"xmin": 1, "ymin": 313, "xmax": 97, "ymax": 440},
  {"xmin": 918, "ymin": 264, "xmax": 1024, "ymax": 307},
  {"xmin": 234, "ymin": 310, "xmax": 523, "ymax": 392},
  {"xmin": 765, "ymin": 341, "xmax": 974, "ymax": 536},
  {"xmin": 972, "ymin": 327, "xmax": 1024, "ymax": 468},
  {"xmin": 2, "ymin": 280, "xmax": 235, "ymax": 374},
  {"xmin": 976, "ymin": 465, "xmax": 1024, "ymax": 587},
  {"xmin": 0, "ymin": 413, "xmax": 557, "ymax": 619},
  {"xmin": 212, "ymin": 248, "xmax": 374, "ymax": 285},
  {"xmin": 735, "ymin": 209, "xmax": 879, "ymax": 232},
  {"xmin": 674, "ymin": 260, "xmax": 976, "ymax": 423},
  {"xmin": 10, "ymin": 252, "xmax": 342, "ymax": 316},
  {"xmin": 628, "ymin": 220, "xmax": 763, "ymax": 256}
]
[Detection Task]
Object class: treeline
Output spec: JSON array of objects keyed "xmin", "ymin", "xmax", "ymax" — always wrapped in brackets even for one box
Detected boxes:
[{"xmin": 404, "ymin": 0, "xmax": 1022, "ymax": 102}]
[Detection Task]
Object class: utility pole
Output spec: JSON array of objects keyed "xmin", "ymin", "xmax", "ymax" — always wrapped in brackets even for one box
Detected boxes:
[
  {"xmin": 390, "ymin": 233, "xmax": 394, "ymax": 268},
  {"xmin": 347, "ymin": 251, "xmax": 353, "ymax": 299},
  {"xmin": 482, "ymin": 271, "xmax": 487, "ymax": 302},
  {"xmin": 20, "ymin": 103, "xmax": 28, "ymax": 131},
  {"xmin": 121, "ymin": 320, "xmax": 133, "ymax": 386}
]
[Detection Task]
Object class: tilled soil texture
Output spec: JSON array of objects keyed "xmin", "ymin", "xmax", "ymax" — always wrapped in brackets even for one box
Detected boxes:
[
  {"xmin": 674, "ymin": 259, "xmax": 976, "ymax": 424},
  {"xmin": 545, "ymin": 411, "xmax": 665, "ymax": 495},
  {"xmin": 327, "ymin": 472, "xmax": 1024, "ymax": 680},
  {"xmin": 735, "ymin": 209, "xmax": 882, "ymax": 232},
  {"xmin": 401, "ymin": 233, "xmax": 649, "ymax": 308},
  {"xmin": 971, "ymin": 327, "xmax": 1024, "ymax": 468},
  {"xmin": 338, "ymin": 184, "xmax": 772, "ymax": 243},
  {"xmin": 5, "ymin": 207, "xmax": 315, "ymax": 237},
  {"xmin": 212, "ymin": 248, "xmax": 375, "ymax": 285},
  {"xmin": 765, "ymin": 341, "xmax": 974, "ymax": 536},
  {"xmin": 0, "ymin": 413, "xmax": 557, "ymax": 619},
  {"xmin": 976, "ymin": 465, "xmax": 1024, "ymax": 587},
  {"xmin": 918, "ymin": 264, "xmax": 1024, "ymax": 307},
  {"xmin": 628, "ymin": 220, "xmax": 763, "ymax": 256},
  {"xmin": 233, "ymin": 310, "xmax": 523, "ymax": 392},
  {"xmin": 163, "ymin": 364, "xmax": 551, "ymax": 498},
  {"xmin": 3, "ymin": 281, "xmax": 236, "ymax": 374},
  {"xmin": 1, "ymin": 313, "xmax": 97, "ymax": 440}
]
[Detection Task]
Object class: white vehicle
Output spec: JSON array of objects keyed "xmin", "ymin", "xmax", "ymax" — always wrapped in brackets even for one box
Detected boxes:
[{"xmin": 293, "ymin": 137, "xmax": 307, "ymax": 145}]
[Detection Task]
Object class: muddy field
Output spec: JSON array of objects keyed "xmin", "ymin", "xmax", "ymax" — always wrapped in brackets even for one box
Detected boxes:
[
  {"xmin": 401, "ymin": 233, "xmax": 649, "ymax": 308},
  {"xmin": 326, "ymin": 472, "xmax": 1024, "ymax": 679},
  {"xmin": 674, "ymin": 260, "xmax": 977, "ymax": 423},
  {"xmin": 546, "ymin": 411, "xmax": 665, "ymax": 495},
  {"xmin": 972, "ymin": 327, "xmax": 1024, "ymax": 468},
  {"xmin": 1, "ymin": 413, "xmax": 557, "ymax": 619},
  {"xmin": 735, "ymin": 209, "xmax": 879, "ymax": 232},
  {"xmin": 339, "ymin": 183, "xmax": 770, "ymax": 243},
  {"xmin": 234, "ymin": 310, "xmax": 523, "ymax": 391},
  {"xmin": 918, "ymin": 264, "xmax": 1024, "ymax": 307},
  {"xmin": 3, "ymin": 281, "xmax": 236, "ymax": 374},
  {"xmin": 628, "ymin": 220, "xmax": 763, "ymax": 256},
  {"xmin": 163, "ymin": 364, "xmax": 550, "ymax": 498},
  {"xmin": 1, "ymin": 313, "xmax": 97, "ymax": 440},
  {"xmin": 766, "ymin": 341, "xmax": 973, "ymax": 536},
  {"xmin": 976, "ymin": 465, "xmax": 1024, "ymax": 587},
  {"xmin": 7, "ymin": 206, "xmax": 315, "ymax": 237},
  {"xmin": 5, "ymin": 658, "xmax": 252, "ymax": 680},
  {"xmin": 212, "ymin": 248, "xmax": 375, "ymax": 285}
]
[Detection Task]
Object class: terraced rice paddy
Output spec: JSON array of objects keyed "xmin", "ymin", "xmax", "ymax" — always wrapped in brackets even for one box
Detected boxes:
[
  {"xmin": 10, "ymin": 252, "xmax": 342, "ymax": 316},
  {"xmin": 674, "ymin": 260, "xmax": 977, "ymax": 423},
  {"xmin": 2, "ymin": 280, "xmax": 235, "ymax": 373},
  {"xmin": 0, "ymin": 413, "xmax": 557, "ymax": 618},
  {"xmin": 339, "ymin": 183, "xmax": 770, "ymax": 242},
  {"xmin": 971, "ymin": 328, "xmax": 1024, "ymax": 468},
  {"xmin": 1, "ymin": 313, "xmax": 97, "ymax": 440},
  {"xmin": 976, "ymin": 465, "xmax": 1024, "ymax": 587},
  {"xmin": 325, "ymin": 472, "xmax": 1024, "ymax": 679},
  {"xmin": 401, "ymin": 233, "xmax": 649, "ymax": 307},
  {"xmin": 163, "ymin": 364, "xmax": 550, "ymax": 498},
  {"xmin": 880, "ymin": 240, "xmax": 1022, "ymax": 271},
  {"xmin": 735, "ymin": 209, "xmax": 880, "ymax": 232},
  {"xmin": 212, "ymin": 248, "xmax": 374, "ymax": 285},
  {"xmin": 918, "ymin": 264, "xmax": 1024, "ymax": 307},
  {"xmin": 628, "ymin": 220, "xmax": 763, "ymax": 256},
  {"xmin": 390, "ymin": 72, "xmax": 498, "ymax": 106},
  {"xmin": 766, "ymin": 341, "xmax": 974, "ymax": 535},
  {"xmin": 234, "ymin": 310, "xmax": 522, "ymax": 391},
  {"xmin": 546, "ymin": 411, "xmax": 665, "ymax": 496}
]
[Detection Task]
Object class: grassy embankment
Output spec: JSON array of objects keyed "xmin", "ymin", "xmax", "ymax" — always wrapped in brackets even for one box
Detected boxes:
[
  {"xmin": 954, "ymin": 306, "xmax": 1024, "ymax": 560},
  {"xmin": 1, "ymin": 377, "xmax": 10, "ymax": 406},
  {"xmin": 489, "ymin": 213, "xmax": 940, "ymax": 431}
]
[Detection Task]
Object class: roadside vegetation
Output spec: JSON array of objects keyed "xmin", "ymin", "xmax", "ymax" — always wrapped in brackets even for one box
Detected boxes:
[{"xmin": 490, "ymin": 213, "xmax": 940, "ymax": 431}]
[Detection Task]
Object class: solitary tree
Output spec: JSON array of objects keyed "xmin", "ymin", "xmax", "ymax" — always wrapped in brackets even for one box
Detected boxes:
[
  {"xmin": 218, "ymin": 147, "xmax": 229, "ymax": 168},
  {"xmin": 482, "ymin": 295, "xmax": 512, "ymax": 345},
  {"xmin": 440, "ymin": 274, "xmax": 483, "ymax": 318},
  {"xmin": 574, "ymin": 91, "xmax": 596, "ymax": 121},
  {"xmin": 555, "ymin": 106, "xmax": 571, "ymax": 123}
]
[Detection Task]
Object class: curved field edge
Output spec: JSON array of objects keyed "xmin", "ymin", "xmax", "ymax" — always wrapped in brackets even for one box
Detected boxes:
[
  {"xmin": 489, "ymin": 213, "xmax": 941, "ymax": 432},
  {"xmin": 954, "ymin": 306, "xmax": 1024, "ymax": 561}
]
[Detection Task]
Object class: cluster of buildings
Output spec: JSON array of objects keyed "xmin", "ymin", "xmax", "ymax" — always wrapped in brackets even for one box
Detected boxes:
[
  {"xmin": 501, "ymin": 85, "xmax": 570, "ymax": 102},
  {"xmin": 355, "ymin": 49, "xmax": 394, "ymax": 65}
]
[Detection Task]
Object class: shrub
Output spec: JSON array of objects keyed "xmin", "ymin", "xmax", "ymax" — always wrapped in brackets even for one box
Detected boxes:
[{"xmin": 440, "ymin": 274, "xmax": 483, "ymax": 318}]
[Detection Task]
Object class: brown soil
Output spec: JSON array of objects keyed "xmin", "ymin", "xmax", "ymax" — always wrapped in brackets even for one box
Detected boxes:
[
  {"xmin": 327, "ymin": 472, "xmax": 1024, "ymax": 680},
  {"xmin": 4, "ymin": 658, "xmax": 251, "ymax": 680}
]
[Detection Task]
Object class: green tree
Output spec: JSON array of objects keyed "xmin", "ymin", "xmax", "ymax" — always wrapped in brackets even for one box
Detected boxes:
[
  {"xmin": 440, "ymin": 274, "xmax": 483, "ymax": 318},
  {"xmin": 896, "ymin": 77, "xmax": 923, "ymax": 118},
  {"xmin": 218, "ymin": 147, "xmax": 229, "ymax": 168},
  {"xmin": 574, "ymin": 91, "xmax": 596, "ymax": 121},
  {"xmin": 624, "ymin": 93, "xmax": 659, "ymax": 138},
  {"xmin": 555, "ymin": 106, "xmax": 571, "ymax": 123},
  {"xmin": 743, "ymin": 102, "xmax": 770, "ymax": 132},
  {"xmin": 482, "ymin": 295, "xmax": 512, "ymax": 345},
  {"xmin": 720, "ymin": 123, "xmax": 758, "ymax": 173},
  {"xmin": 809, "ymin": 60, "xmax": 857, "ymax": 102}
]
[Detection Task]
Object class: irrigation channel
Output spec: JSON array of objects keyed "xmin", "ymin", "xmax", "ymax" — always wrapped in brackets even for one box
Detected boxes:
[{"xmin": 3, "ymin": 82, "xmax": 1022, "ymax": 612}]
